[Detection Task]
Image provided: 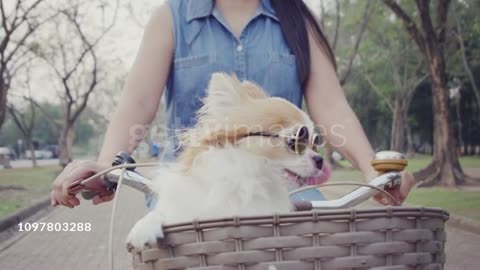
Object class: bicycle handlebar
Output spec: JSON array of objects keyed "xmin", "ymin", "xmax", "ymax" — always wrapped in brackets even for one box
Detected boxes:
[
  {"xmin": 292, "ymin": 172, "xmax": 401, "ymax": 210},
  {"xmin": 74, "ymin": 165, "xmax": 402, "ymax": 210},
  {"xmin": 69, "ymin": 150, "xmax": 407, "ymax": 210}
]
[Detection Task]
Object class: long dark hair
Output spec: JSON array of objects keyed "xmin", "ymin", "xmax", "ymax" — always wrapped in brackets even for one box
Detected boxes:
[{"xmin": 271, "ymin": 0, "xmax": 337, "ymax": 87}]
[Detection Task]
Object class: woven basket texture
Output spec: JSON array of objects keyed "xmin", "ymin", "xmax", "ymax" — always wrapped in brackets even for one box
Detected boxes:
[{"xmin": 130, "ymin": 207, "xmax": 449, "ymax": 270}]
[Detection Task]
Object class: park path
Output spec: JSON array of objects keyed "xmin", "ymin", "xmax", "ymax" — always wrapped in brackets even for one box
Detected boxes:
[
  {"xmin": 0, "ymin": 186, "xmax": 147, "ymax": 270},
  {"xmin": 0, "ymin": 183, "xmax": 479, "ymax": 269}
]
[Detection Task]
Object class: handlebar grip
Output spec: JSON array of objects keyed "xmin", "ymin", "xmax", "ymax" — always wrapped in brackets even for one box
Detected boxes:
[
  {"xmin": 293, "ymin": 201, "xmax": 313, "ymax": 211},
  {"xmin": 79, "ymin": 152, "xmax": 136, "ymax": 200}
]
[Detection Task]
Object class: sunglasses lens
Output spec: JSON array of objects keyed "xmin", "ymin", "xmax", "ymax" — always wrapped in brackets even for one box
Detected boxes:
[
  {"xmin": 294, "ymin": 126, "xmax": 309, "ymax": 155},
  {"xmin": 295, "ymin": 141, "xmax": 307, "ymax": 155},
  {"xmin": 312, "ymin": 134, "xmax": 320, "ymax": 152},
  {"xmin": 297, "ymin": 126, "xmax": 308, "ymax": 140}
]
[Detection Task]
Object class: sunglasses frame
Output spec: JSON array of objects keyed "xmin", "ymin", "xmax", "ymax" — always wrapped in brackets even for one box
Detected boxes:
[{"xmin": 244, "ymin": 125, "xmax": 321, "ymax": 155}]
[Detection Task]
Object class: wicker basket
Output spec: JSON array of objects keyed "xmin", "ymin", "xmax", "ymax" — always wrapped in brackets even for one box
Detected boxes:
[{"xmin": 130, "ymin": 207, "xmax": 449, "ymax": 270}]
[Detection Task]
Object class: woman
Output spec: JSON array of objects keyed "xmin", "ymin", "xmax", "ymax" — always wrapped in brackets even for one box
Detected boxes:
[{"xmin": 51, "ymin": 0, "xmax": 415, "ymax": 208}]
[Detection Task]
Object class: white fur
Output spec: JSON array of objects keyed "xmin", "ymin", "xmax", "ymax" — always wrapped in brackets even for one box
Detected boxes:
[
  {"xmin": 126, "ymin": 147, "xmax": 293, "ymax": 249},
  {"xmin": 126, "ymin": 73, "xmax": 326, "ymax": 250}
]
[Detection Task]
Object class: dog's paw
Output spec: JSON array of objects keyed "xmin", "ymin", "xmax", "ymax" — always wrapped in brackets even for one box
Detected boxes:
[{"xmin": 126, "ymin": 212, "xmax": 164, "ymax": 252}]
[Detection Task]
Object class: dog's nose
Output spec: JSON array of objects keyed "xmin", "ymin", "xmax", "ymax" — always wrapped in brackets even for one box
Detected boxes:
[{"xmin": 312, "ymin": 155, "xmax": 323, "ymax": 169}]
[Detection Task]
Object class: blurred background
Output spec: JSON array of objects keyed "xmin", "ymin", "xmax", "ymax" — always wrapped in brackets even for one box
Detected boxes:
[
  {"xmin": 0, "ymin": 1, "xmax": 479, "ymax": 269},
  {"xmin": 0, "ymin": 0, "xmax": 479, "ymax": 255}
]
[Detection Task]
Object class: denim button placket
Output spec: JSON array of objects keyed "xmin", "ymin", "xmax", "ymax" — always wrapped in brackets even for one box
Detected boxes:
[{"xmin": 235, "ymin": 42, "xmax": 246, "ymax": 80}]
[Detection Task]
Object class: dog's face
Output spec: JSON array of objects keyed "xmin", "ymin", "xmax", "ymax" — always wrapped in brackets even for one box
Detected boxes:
[{"xmin": 179, "ymin": 73, "xmax": 328, "ymax": 185}]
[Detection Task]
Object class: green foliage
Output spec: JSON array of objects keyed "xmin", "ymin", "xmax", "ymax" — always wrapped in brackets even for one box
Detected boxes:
[
  {"xmin": 319, "ymin": 0, "xmax": 480, "ymax": 152},
  {"xmin": 450, "ymin": 1, "xmax": 480, "ymax": 68},
  {"xmin": 74, "ymin": 117, "xmax": 95, "ymax": 146},
  {"xmin": 0, "ymin": 118, "xmax": 22, "ymax": 146},
  {"xmin": 408, "ymin": 83, "xmax": 434, "ymax": 151},
  {"xmin": 343, "ymin": 70, "xmax": 392, "ymax": 149},
  {"xmin": 0, "ymin": 102, "xmax": 100, "ymax": 149}
]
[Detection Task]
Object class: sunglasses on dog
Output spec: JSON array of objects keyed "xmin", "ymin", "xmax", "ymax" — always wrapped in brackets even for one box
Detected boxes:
[{"xmin": 245, "ymin": 126, "xmax": 321, "ymax": 155}]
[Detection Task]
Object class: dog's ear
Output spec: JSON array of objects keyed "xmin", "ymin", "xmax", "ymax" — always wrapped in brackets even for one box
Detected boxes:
[
  {"xmin": 206, "ymin": 73, "xmax": 267, "ymax": 108},
  {"xmin": 206, "ymin": 73, "xmax": 242, "ymax": 108},
  {"xmin": 240, "ymin": 81, "xmax": 268, "ymax": 99}
]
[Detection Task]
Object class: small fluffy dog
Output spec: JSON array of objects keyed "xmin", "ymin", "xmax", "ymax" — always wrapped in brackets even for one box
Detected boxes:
[{"xmin": 126, "ymin": 73, "xmax": 329, "ymax": 249}]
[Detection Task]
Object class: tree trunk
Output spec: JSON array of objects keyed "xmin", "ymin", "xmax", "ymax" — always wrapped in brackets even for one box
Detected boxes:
[
  {"xmin": 455, "ymin": 93, "xmax": 464, "ymax": 151},
  {"xmin": 414, "ymin": 50, "xmax": 466, "ymax": 187},
  {"xmin": 0, "ymin": 79, "xmax": 7, "ymax": 129},
  {"xmin": 58, "ymin": 124, "xmax": 74, "ymax": 167},
  {"xmin": 390, "ymin": 98, "xmax": 407, "ymax": 152},
  {"xmin": 382, "ymin": 0, "xmax": 474, "ymax": 186},
  {"xmin": 26, "ymin": 138, "xmax": 38, "ymax": 168},
  {"xmin": 405, "ymin": 120, "xmax": 416, "ymax": 157}
]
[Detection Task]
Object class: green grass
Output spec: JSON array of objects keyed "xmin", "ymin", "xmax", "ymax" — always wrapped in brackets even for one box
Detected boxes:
[
  {"xmin": 336, "ymin": 155, "xmax": 480, "ymax": 176},
  {"xmin": 330, "ymin": 169, "xmax": 361, "ymax": 181},
  {"xmin": 460, "ymin": 156, "xmax": 480, "ymax": 168},
  {"xmin": 331, "ymin": 155, "xmax": 480, "ymax": 220},
  {"xmin": 0, "ymin": 155, "xmax": 478, "ymax": 220},
  {"xmin": 406, "ymin": 188, "xmax": 480, "ymax": 220},
  {"xmin": 0, "ymin": 166, "xmax": 61, "ymax": 217}
]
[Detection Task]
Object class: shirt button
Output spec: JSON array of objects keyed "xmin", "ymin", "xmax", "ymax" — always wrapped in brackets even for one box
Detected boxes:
[{"xmin": 236, "ymin": 45, "xmax": 243, "ymax": 52}]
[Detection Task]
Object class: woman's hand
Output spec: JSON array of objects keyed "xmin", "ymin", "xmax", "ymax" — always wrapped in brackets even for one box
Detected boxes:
[
  {"xmin": 51, "ymin": 161, "xmax": 113, "ymax": 208},
  {"xmin": 365, "ymin": 169, "xmax": 416, "ymax": 205}
]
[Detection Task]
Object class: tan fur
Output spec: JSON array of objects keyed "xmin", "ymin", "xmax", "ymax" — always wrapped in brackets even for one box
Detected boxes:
[{"xmin": 178, "ymin": 73, "xmax": 306, "ymax": 170}]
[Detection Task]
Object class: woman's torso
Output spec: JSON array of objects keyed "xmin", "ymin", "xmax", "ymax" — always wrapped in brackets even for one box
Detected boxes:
[{"xmin": 163, "ymin": 0, "xmax": 303, "ymax": 160}]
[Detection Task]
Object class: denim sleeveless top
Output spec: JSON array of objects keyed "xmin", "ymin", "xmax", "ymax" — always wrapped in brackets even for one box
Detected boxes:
[
  {"xmin": 162, "ymin": 0, "xmax": 303, "ymax": 161},
  {"xmin": 148, "ymin": 0, "xmax": 323, "ymax": 207}
]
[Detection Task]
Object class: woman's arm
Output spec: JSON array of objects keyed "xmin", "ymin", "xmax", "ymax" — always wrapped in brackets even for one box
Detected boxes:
[
  {"xmin": 51, "ymin": 4, "xmax": 174, "ymax": 207},
  {"xmin": 304, "ymin": 30, "xmax": 414, "ymax": 205},
  {"xmin": 304, "ymin": 33, "xmax": 376, "ymax": 178},
  {"xmin": 97, "ymin": 4, "xmax": 174, "ymax": 164}
]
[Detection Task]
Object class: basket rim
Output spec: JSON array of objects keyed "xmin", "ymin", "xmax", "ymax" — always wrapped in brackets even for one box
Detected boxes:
[{"xmin": 162, "ymin": 206, "xmax": 449, "ymax": 233}]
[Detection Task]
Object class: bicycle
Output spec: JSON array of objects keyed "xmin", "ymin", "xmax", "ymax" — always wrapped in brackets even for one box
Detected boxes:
[{"xmin": 68, "ymin": 151, "xmax": 449, "ymax": 270}]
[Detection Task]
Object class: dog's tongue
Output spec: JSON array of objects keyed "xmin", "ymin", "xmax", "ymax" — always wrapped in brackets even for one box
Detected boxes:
[
  {"xmin": 321, "ymin": 161, "xmax": 331, "ymax": 180},
  {"xmin": 302, "ymin": 162, "xmax": 331, "ymax": 186}
]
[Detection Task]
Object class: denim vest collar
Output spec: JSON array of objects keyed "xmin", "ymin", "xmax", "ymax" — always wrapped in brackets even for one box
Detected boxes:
[
  {"xmin": 185, "ymin": 0, "xmax": 278, "ymax": 45},
  {"xmin": 186, "ymin": 0, "xmax": 278, "ymax": 23}
]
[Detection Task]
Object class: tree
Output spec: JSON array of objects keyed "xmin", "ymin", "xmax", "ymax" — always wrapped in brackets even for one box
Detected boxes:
[
  {"xmin": 358, "ymin": 7, "xmax": 428, "ymax": 154},
  {"xmin": 343, "ymin": 70, "xmax": 393, "ymax": 150},
  {"xmin": 0, "ymin": 0, "xmax": 55, "ymax": 129},
  {"xmin": 383, "ymin": 0, "xmax": 469, "ymax": 186},
  {"xmin": 452, "ymin": 7, "xmax": 480, "ymax": 110},
  {"xmin": 7, "ymin": 63, "xmax": 38, "ymax": 166},
  {"xmin": 36, "ymin": 0, "xmax": 118, "ymax": 166},
  {"xmin": 7, "ymin": 99, "xmax": 37, "ymax": 166},
  {"xmin": 316, "ymin": 0, "xmax": 373, "ymax": 168},
  {"xmin": 446, "ymin": 2, "xmax": 480, "ymax": 155}
]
